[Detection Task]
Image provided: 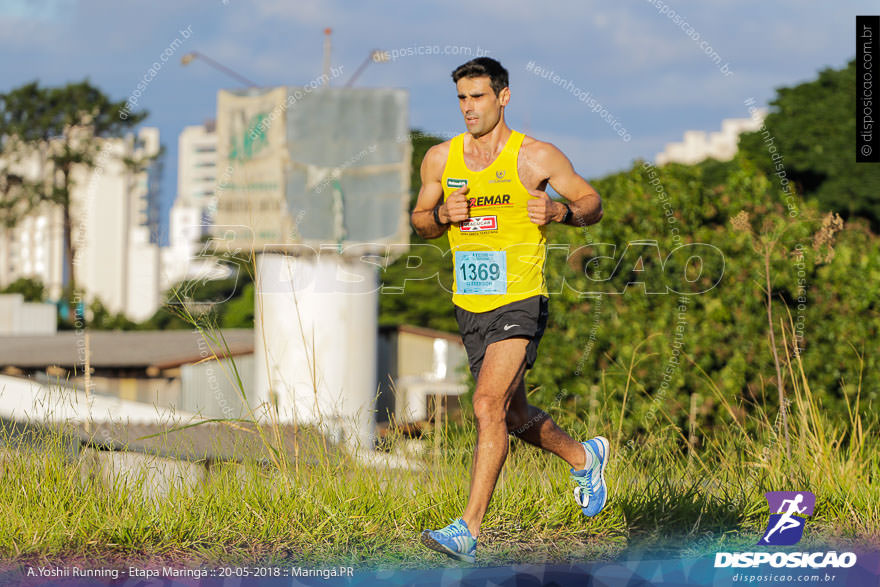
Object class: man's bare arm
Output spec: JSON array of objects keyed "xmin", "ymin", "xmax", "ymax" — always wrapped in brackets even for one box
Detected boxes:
[
  {"xmin": 411, "ymin": 145, "xmax": 451, "ymax": 239},
  {"xmin": 527, "ymin": 142, "xmax": 603, "ymax": 227}
]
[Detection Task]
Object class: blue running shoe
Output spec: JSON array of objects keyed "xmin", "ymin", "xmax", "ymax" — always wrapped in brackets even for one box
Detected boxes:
[
  {"xmin": 420, "ymin": 518, "xmax": 477, "ymax": 563},
  {"xmin": 571, "ymin": 436, "xmax": 609, "ymax": 517}
]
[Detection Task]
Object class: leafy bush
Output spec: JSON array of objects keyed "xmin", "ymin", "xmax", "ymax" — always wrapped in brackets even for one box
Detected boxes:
[{"xmin": 380, "ymin": 153, "xmax": 879, "ymax": 442}]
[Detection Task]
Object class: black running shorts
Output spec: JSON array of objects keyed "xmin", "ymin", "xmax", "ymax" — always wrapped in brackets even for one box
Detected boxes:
[{"xmin": 454, "ymin": 295, "xmax": 549, "ymax": 380}]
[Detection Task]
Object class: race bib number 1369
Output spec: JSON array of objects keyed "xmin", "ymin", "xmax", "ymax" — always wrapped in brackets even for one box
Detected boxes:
[{"xmin": 456, "ymin": 251, "xmax": 507, "ymax": 295}]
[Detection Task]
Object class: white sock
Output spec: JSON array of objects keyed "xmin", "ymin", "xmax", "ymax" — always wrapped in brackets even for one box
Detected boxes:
[{"xmin": 580, "ymin": 444, "xmax": 593, "ymax": 471}]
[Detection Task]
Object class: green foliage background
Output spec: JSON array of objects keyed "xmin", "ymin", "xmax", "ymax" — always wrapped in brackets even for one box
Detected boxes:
[
  {"xmin": 738, "ymin": 59, "xmax": 880, "ymax": 229},
  {"xmin": 33, "ymin": 62, "xmax": 874, "ymax": 442},
  {"xmin": 377, "ymin": 62, "xmax": 879, "ymax": 441},
  {"xmin": 381, "ymin": 150, "xmax": 878, "ymax": 437}
]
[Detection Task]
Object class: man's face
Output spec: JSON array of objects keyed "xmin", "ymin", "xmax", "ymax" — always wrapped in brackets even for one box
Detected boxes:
[{"xmin": 456, "ymin": 76, "xmax": 509, "ymax": 137}]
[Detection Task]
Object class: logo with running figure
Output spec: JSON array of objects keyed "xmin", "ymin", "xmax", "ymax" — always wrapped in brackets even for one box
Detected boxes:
[{"xmin": 758, "ymin": 491, "xmax": 816, "ymax": 546}]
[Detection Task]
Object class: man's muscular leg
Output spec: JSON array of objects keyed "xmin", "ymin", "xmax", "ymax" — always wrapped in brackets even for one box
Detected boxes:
[
  {"xmin": 460, "ymin": 337, "xmax": 591, "ymax": 538},
  {"xmin": 461, "ymin": 337, "xmax": 529, "ymax": 538},
  {"xmin": 505, "ymin": 379, "xmax": 587, "ymax": 470}
]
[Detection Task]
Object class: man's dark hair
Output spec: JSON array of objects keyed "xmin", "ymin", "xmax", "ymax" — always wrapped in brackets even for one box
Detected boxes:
[{"xmin": 451, "ymin": 57, "xmax": 509, "ymax": 96}]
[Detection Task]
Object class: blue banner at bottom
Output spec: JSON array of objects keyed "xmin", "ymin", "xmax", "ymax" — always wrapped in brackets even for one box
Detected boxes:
[{"xmin": 2, "ymin": 551, "xmax": 878, "ymax": 587}]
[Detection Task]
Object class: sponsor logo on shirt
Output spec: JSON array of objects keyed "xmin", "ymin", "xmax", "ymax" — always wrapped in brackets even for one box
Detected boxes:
[
  {"xmin": 468, "ymin": 194, "xmax": 511, "ymax": 207},
  {"xmin": 460, "ymin": 215, "xmax": 498, "ymax": 232},
  {"xmin": 489, "ymin": 169, "xmax": 512, "ymax": 184}
]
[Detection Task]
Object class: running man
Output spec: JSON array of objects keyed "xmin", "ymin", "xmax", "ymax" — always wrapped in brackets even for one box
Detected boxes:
[
  {"xmin": 761, "ymin": 494, "xmax": 807, "ymax": 544},
  {"xmin": 410, "ymin": 57, "xmax": 607, "ymax": 563}
]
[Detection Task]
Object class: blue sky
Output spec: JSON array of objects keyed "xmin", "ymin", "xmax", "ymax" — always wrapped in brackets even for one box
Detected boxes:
[{"xmin": 0, "ymin": 0, "xmax": 870, "ymax": 243}]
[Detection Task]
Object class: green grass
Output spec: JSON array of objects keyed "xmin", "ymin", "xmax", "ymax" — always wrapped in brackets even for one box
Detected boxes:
[
  {"xmin": 1, "ymin": 359, "xmax": 877, "ymax": 569},
  {"xmin": 1, "ymin": 291, "xmax": 876, "ymax": 568}
]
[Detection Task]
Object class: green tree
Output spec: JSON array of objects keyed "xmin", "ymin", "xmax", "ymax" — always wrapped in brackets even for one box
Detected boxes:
[
  {"xmin": 738, "ymin": 60, "xmax": 880, "ymax": 228},
  {"xmin": 0, "ymin": 277, "xmax": 45, "ymax": 302},
  {"xmin": 0, "ymin": 80, "xmax": 149, "ymax": 314},
  {"xmin": 221, "ymin": 282, "xmax": 255, "ymax": 328},
  {"xmin": 378, "ymin": 142, "xmax": 879, "ymax": 436},
  {"xmin": 141, "ymin": 252, "xmax": 255, "ymax": 331},
  {"xmin": 88, "ymin": 297, "xmax": 139, "ymax": 330}
]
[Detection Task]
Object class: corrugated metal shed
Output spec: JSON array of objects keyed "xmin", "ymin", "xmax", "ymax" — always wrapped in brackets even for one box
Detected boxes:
[
  {"xmin": 180, "ymin": 354, "xmax": 255, "ymax": 419},
  {"xmin": 0, "ymin": 329, "xmax": 253, "ymax": 369},
  {"xmin": 1, "ymin": 417, "xmax": 338, "ymax": 466}
]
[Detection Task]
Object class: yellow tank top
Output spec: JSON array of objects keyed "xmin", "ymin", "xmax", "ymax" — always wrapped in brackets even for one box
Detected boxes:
[{"xmin": 441, "ymin": 130, "xmax": 548, "ymax": 313}]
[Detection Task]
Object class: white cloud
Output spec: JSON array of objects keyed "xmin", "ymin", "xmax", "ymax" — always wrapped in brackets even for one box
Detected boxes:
[
  {"xmin": 0, "ymin": 0, "xmax": 73, "ymax": 21},
  {"xmin": 252, "ymin": 0, "xmax": 341, "ymax": 26}
]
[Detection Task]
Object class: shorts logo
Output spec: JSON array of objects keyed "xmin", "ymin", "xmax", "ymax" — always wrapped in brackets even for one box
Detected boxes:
[
  {"xmin": 446, "ymin": 178, "xmax": 468, "ymax": 189},
  {"xmin": 758, "ymin": 491, "xmax": 815, "ymax": 546},
  {"xmin": 460, "ymin": 215, "xmax": 498, "ymax": 232}
]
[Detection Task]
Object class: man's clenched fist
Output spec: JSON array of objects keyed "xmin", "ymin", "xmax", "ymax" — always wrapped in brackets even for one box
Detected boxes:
[
  {"xmin": 527, "ymin": 189, "xmax": 564, "ymax": 225},
  {"xmin": 441, "ymin": 185, "xmax": 471, "ymax": 223}
]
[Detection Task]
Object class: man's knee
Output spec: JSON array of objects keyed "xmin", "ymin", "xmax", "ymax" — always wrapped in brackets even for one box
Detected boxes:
[{"xmin": 472, "ymin": 396, "xmax": 506, "ymax": 427}]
